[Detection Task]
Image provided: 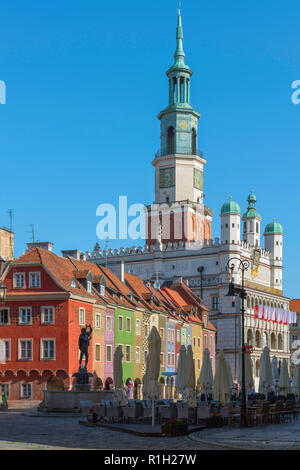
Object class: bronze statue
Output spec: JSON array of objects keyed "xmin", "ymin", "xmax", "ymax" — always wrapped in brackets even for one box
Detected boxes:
[{"xmin": 79, "ymin": 325, "xmax": 92, "ymax": 370}]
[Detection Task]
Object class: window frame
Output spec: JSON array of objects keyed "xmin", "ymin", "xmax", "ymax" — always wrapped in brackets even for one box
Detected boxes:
[
  {"xmin": 0, "ymin": 308, "xmax": 10, "ymax": 325},
  {"xmin": 13, "ymin": 272, "xmax": 26, "ymax": 289},
  {"xmin": 19, "ymin": 307, "xmax": 32, "ymax": 325},
  {"xmin": 18, "ymin": 339, "xmax": 33, "ymax": 360},
  {"xmin": 40, "ymin": 338, "xmax": 55, "ymax": 360},
  {"xmin": 79, "ymin": 308, "xmax": 85, "ymax": 326},
  {"xmin": 29, "ymin": 272, "xmax": 41, "ymax": 288},
  {"xmin": 41, "ymin": 306, "xmax": 54, "ymax": 325}
]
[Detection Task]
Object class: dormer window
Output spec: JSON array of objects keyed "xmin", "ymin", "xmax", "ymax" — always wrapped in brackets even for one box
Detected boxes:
[
  {"xmin": 100, "ymin": 285, "xmax": 105, "ymax": 296},
  {"xmin": 87, "ymin": 280, "xmax": 92, "ymax": 293},
  {"xmin": 70, "ymin": 279, "xmax": 77, "ymax": 288}
]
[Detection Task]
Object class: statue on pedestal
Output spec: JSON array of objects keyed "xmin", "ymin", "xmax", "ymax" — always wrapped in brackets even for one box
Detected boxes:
[{"xmin": 79, "ymin": 325, "xmax": 92, "ymax": 370}]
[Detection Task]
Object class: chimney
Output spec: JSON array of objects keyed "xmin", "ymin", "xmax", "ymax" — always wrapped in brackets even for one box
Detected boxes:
[
  {"xmin": 61, "ymin": 250, "xmax": 81, "ymax": 260},
  {"xmin": 120, "ymin": 260, "xmax": 125, "ymax": 283},
  {"xmin": 27, "ymin": 242, "xmax": 53, "ymax": 252}
]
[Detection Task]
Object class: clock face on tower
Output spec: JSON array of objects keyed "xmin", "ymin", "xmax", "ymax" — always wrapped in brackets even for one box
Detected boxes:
[
  {"xmin": 194, "ymin": 169, "xmax": 203, "ymax": 190},
  {"xmin": 159, "ymin": 167, "xmax": 175, "ymax": 188}
]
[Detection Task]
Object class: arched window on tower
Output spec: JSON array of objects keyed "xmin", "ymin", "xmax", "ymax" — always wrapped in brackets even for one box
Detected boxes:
[
  {"xmin": 167, "ymin": 127, "xmax": 175, "ymax": 155},
  {"xmin": 192, "ymin": 128, "xmax": 197, "ymax": 155}
]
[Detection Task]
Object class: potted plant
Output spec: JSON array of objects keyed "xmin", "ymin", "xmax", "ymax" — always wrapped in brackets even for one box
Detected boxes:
[
  {"xmin": 87, "ymin": 408, "xmax": 98, "ymax": 423},
  {"xmin": 204, "ymin": 411, "xmax": 224, "ymax": 428},
  {"xmin": 161, "ymin": 418, "xmax": 188, "ymax": 437}
]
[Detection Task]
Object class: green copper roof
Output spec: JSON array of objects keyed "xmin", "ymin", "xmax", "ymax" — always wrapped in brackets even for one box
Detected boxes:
[
  {"xmin": 242, "ymin": 190, "xmax": 262, "ymax": 220},
  {"xmin": 167, "ymin": 9, "xmax": 192, "ymax": 74},
  {"xmin": 221, "ymin": 198, "xmax": 241, "ymax": 215},
  {"xmin": 264, "ymin": 221, "xmax": 283, "ymax": 235}
]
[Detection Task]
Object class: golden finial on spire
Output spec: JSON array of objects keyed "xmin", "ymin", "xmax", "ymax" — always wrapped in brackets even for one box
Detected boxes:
[{"xmin": 229, "ymin": 196, "xmax": 232, "ymax": 200}]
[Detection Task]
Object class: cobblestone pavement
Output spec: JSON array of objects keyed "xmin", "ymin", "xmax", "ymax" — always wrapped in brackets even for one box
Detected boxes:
[
  {"xmin": 1, "ymin": 410, "xmax": 299, "ymax": 450},
  {"xmin": 0, "ymin": 410, "xmax": 231, "ymax": 450},
  {"xmin": 189, "ymin": 419, "xmax": 300, "ymax": 450}
]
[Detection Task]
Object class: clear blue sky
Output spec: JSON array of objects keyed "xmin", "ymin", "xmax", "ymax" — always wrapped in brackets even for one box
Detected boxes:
[{"xmin": 0, "ymin": 0, "xmax": 299, "ymax": 298}]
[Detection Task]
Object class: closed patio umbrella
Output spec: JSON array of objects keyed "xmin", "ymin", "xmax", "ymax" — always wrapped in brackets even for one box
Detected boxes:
[
  {"xmin": 198, "ymin": 348, "xmax": 214, "ymax": 397},
  {"xmin": 148, "ymin": 326, "xmax": 161, "ymax": 426},
  {"xmin": 176, "ymin": 345, "xmax": 186, "ymax": 395},
  {"xmin": 278, "ymin": 358, "xmax": 291, "ymax": 397},
  {"xmin": 272, "ymin": 356, "xmax": 279, "ymax": 380},
  {"xmin": 183, "ymin": 345, "xmax": 196, "ymax": 407},
  {"xmin": 113, "ymin": 345, "xmax": 123, "ymax": 389},
  {"xmin": 113, "ymin": 345, "xmax": 127, "ymax": 405},
  {"xmin": 292, "ymin": 364, "xmax": 300, "ymax": 396},
  {"xmin": 259, "ymin": 347, "xmax": 273, "ymax": 395},
  {"xmin": 226, "ymin": 359, "xmax": 234, "ymax": 397},
  {"xmin": 238, "ymin": 352, "xmax": 254, "ymax": 395},
  {"xmin": 142, "ymin": 354, "xmax": 151, "ymax": 399},
  {"xmin": 213, "ymin": 350, "xmax": 230, "ymax": 404}
]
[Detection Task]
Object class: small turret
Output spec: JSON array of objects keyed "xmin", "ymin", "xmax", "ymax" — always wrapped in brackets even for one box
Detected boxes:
[
  {"xmin": 242, "ymin": 191, "xmax": 261, "ymax": 247},
  {"xmin": 220, "ymin": 197, "xmax": 241, "ymax": 245},
  {"xmin": 264, "ymin": 219, "xmax": 283, "ymax": 288}
]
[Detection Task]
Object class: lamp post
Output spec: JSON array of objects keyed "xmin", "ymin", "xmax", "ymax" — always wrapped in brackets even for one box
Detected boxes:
[{"xmin": 226, "ymin": 257, "xmax": 250, "ymax": 428}]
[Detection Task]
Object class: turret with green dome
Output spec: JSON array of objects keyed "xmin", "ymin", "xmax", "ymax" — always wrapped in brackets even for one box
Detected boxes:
[
  {"xmin": 220, "ymin": 197, "xmax": 241, "ymax": 245},
  {"xmin": 264, "ymin": 220, "xmax": 283, "ymax": 235},
  {"xmin": 221, "ymin": 197, "xmax": 241, "ymax": 216},
  {"xmin": 242, "ymin": 190, "xmax": 261, "ymax": 247}
]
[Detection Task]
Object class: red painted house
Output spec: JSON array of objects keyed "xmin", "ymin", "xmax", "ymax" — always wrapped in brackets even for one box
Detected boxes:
[{"xmin": 0, "ymin": 247, "xmax": 99, "ymax": 402}]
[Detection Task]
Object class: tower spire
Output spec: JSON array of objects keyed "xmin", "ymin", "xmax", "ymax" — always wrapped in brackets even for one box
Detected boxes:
[{"xmin": 174, "ymin": 3, "xmax": 185, "ymax": 68}]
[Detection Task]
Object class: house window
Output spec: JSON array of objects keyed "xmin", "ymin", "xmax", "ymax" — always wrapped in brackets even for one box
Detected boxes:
[
  {"xmin": 95, "ymin": 344, "xmax": 101, "ymax": 362},
  {"xmin": 171, "ymin": 329, "xmax": 175, "ymax": 343},
  {"xmin": 41, "ymin": 340, "xmax": 55, "ymax": 360},
  {"xmin": 212, "ymin": 296, "xmax": 219, "ymax": 311},
  {"xmin": 126, "ymin": 318, "xmax": 131, "ymax": 333},
  {"xmin": 160, "ymin": 352, "xmax": 164, "ymax": 366},
  {"xmin": 187, "ymin": 335, "xmax": 191, "ymax": 345},
  {"xmin": 198, "ymin": 337, "xmax": 201, "ymax": 348},
  {"xmin": 0, "ymin": 309, "xmax": 9, "ymax": 325},
  {"xmin": 41, "ymin": 307, "xmax": 54, "ymax": 324},
  {"xmin": 204, "ymin": 335, "xmax": 207, "ymax": 346},
  {"xmin": 136, "ymin": 319, "xmax": 140, "ymax": 335},
  {"xmin": 118, "ymin": 316, "xmax": 123, "ymax": 331},
  {"xmin": 100, "ymin": 285, "xmax": 105, "ymax": 296},
  {"xmin": 95, "ymin": 314, "xmax": 101, "ymax": 329},
  {"xmin": 79, "ymin": 308, "xmax": 85, "ymax": 325},
  {"xmin": 197, "ymin": 359, "xmax": 201, "ymax": 370},
  {"xmin": 70, "ymin": 279, "xmax": 77, "ymax": 288},
  {"xmin": 167, "ymin": 353, "xmax": 171, "ymax": 367},
  {"xmin": 210, "ymin": 336, "xmax": 213, "ymax": 347},
  {"xmin": 87, "ymin": 280, "xmax": 92, "ymax": 293},
  {"xmin": 3, "ymin": 341, "xmax": 10, "ymax": 360},
  {"xmin": 106, "ymin": 345, "xmax": 112, "ymax": 362},
  {"xmin": 19, "ymin": 340, "xmax": 32, "ymax": 360},
  {"xmin": 177, "ymin": 330, "xmax": 180, "ymax": 342},
  {"xmin": 19, "ymin": 308, "xmax": 31, "ymax": 325},
  {"xmin": 172, "ymin": 353, "xmax": 175, "ymax": 367},
  {"xmin": 182, "ymin": 333, "xmax": 186, "ymax": 344},
  {"xmin": 14, "ymin": 273, "xmax": 25, "ymax": 288},
  {"xmin": 29, "ymin": 272, "xmax": 41, "ymax": 288},
  {"xmin": 125, "ymin": 345, "xmax": 131, "ymax": 362},
  {"xmin": 193, "ymin": 337, "xmax": 196, "ymax": 347},
  {"xmin": 136, "ymin": 347, "xmax": 140, "ymax": 363},
  {"xmin": 160, "ymin": 328, "xmax": 164, "ymax": 340},
  {"xmin": 0, "ymin": 384, "xmax": 9, "ymax": 397},
  {"xmin": 21, "ymin": 383, "xmax": 32, "ymax": 398},
  {"xmin": 106, "ymin": 316, "xmax": 112, "ymax": 331}
]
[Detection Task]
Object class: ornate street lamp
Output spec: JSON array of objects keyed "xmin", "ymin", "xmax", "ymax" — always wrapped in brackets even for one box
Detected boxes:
[
  {"xmin": 226, "ymin": 257, "xmax": 250, "ymax": 428},
  {"xmin": 0, "ymin": 281, "xmax": 7, "ymax": 303}
]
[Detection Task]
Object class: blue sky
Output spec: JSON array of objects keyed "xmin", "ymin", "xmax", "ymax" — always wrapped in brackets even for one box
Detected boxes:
[{"xmin": 0, "ymin": 0, "xmax": 299, "ymax": 298}]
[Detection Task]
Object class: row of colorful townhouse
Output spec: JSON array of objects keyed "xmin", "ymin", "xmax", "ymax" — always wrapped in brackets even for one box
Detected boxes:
[{"xmin": 0, "ymin": 245, "xmax": 216, "ymax": 403}]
